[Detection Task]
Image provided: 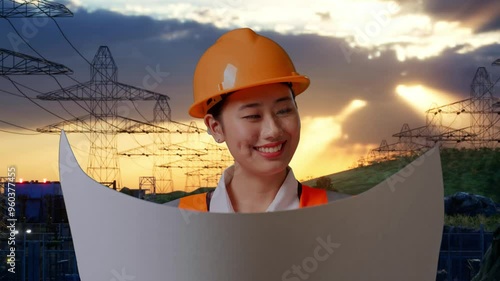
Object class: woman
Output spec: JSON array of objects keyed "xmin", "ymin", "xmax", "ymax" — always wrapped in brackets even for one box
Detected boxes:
[{"xmin": 167, "ymin": 28, "xmax": 349, "ymax": 213}]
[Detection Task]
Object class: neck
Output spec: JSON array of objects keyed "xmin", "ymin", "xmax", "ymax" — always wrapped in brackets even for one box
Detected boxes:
[{"xmin": 226, "ymin": 165, "xmax": 288, "ymax": 213}]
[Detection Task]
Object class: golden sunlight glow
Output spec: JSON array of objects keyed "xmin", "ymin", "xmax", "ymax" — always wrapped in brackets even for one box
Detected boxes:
[
  {"xmin": 292, "ymin": 116, "xmax": 341, "ymax": 178},
  {"xmin": 395, "ymin": 84, "xmax": 471, "ymax": 128},
  {"xmin": 336, "ymin": 99, "xmax": 367, "ymax": 121},
  {"xmin": 396, "ymin": 84, "xmax": 454, "ymax": 113},
  {"xmin": 351, "ymin": 99, "xmax": 368, "ymax": 109},
  {"xmin": 292, "ymin": 99, "xmax": 368, "ymax": 179}
]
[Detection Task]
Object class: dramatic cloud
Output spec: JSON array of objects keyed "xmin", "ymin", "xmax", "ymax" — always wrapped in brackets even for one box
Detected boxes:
[
  {"xmin": 421, "ymin": 0, "xmax": 500, "ymax": 32},
  {"xmin": 66, "ymin": 0, "xmax": 500, "ymax": 61}
]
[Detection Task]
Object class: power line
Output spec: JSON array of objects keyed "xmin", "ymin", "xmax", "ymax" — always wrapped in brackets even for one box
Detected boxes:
[
  {"xmin": 0, "ymin": 117, "xmax": 42, "ymax": 135},
  {"xmin": 4, "ymin": 77, "xmax": 93, "ymax": 133},
  {"xmin": 0, "ymin": 119, "xmax": 39, "ymax": 132},
  {"xmin": 2, "ymin": 76, "xmax": 70, "ymax": 121},
  {"xmin": 0, "ymin": 87, "xmax": 35, "ymax": 98},
  {"xmin": 3, "ymin": 17, "xmax": 132, "ymax": 134},
  {"xmin": 0, "ymin": 128, "xmax": 41, "ymax": 135}
]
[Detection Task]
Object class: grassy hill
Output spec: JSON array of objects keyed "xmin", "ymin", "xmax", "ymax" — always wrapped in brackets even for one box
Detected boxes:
[
  {"xmin": 304, "ymin": 148, "xmax": 500, "ymax": 202},
  {"xmin": 151, "ymin": 148, "xmax": 500, "ymax": 207}
]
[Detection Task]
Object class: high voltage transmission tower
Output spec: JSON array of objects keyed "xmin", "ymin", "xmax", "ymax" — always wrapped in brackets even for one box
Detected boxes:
[
  {"xmin": 36, "ymin": 46, "xmax": 173, "ymax": 189},
  {"xmin": 0, "ymin": 0, "xmax": 73, "ymax": 18},
  {"xmin": 0, "ymin": 48, "xmax": 73, "ymax": 75},
  {"xmin": 402, "ymin": 66, "xmax": 499, "ymax": 146},
  {"xmin": 366, "ymin": 123, "xmax": 429, "ymax": 163},
  {"xmin": 35, "ymin": 46, "xmax": 228, "ymax": 192},
  {"xmin": 156, "ymin": 140, "xmax": 232, "ymax": 191},
  {"xmin": 0, "ymin": 0, "xmax": 73, "ymax": 75},
  {"xmin": 366, "ymin": 61, "xmax": 500, "ymax": 164},
  {"xmin": 119, "ymin": 120, "xmax": 233, "ymax": 193}
]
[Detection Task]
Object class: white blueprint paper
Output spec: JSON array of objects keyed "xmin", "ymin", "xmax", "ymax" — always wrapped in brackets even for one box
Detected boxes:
[{"xmin": 58, "ymin": 130, "xmax": 444, "ymax": 281}]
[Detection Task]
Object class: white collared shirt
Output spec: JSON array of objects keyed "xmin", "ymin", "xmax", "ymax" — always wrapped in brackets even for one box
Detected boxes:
[{"xmin": 209, "ymin": 165, "xmax": 300, "ymax": 213}]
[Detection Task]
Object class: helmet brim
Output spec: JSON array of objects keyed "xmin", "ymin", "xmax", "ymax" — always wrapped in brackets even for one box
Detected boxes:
[{"xmin": 189, "ymin": 75, "xmax": 310, "ymax": 118}]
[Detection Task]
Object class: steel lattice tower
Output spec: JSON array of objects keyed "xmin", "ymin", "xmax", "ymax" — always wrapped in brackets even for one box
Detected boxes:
[
  {"xmin": 152, "ymin": 95, "xmax": 174, "ymax": 192},
  {"xmin": 0, "ymin": 0, "xmax": 73, "ymax": 18},
  {"xmin": 366, "ymin": 61, "xmax": 500, "ymax": 164},
  {"xmin": 0, "ymin": 0, "xmax": 73, "ymax": 75},
  {"xmin": 37, "ymin": 46, "xmax": 171, "ymax": 188},
  {"xmin": 119, "ymin": 119, "xmax": 233, "ymax": 192},
  {"xmin": 88, "ymin": 47, "xmax": 120, "ymax": 188},
  {"xmin": 139, "ymin": 176, "xmax": 156, "ymax": 194},
  {"xmin": 117, "ymin": 81, "xmax": 233, "ymax": 193},
  {"xmin": 423, "ymin": 67, "xmax": 499, "ymax": 147},
  {"xmin": 118, "ymin": 98, "xmax": 216, "ymax": 193},
  {"xmin": 0, "ymin": 48, "xmax": 73, "ymax": 75},
  {"xmin": 469, "ymin": 67, "xmax": 497, "ymax": 147}
]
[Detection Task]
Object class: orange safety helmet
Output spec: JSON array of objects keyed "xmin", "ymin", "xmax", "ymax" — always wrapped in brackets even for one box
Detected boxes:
[{"xmin": 189, "ymin": 28, "xmax": 310, "ymax": 118}]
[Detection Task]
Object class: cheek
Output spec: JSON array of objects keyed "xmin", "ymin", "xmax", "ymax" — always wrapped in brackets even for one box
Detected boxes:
[
  {"xmin": 225, "ymin": 123, "xmax": 259, "ymax": 151},
  {"xmin": 283, "ymin": 117, "xmax": 301, "ymax": 138}
]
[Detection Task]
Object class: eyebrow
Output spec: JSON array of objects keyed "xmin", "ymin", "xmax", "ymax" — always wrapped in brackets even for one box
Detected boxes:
[{"xmin": 238, "ymin": 97, "xmax": 292, "ymax": 111}]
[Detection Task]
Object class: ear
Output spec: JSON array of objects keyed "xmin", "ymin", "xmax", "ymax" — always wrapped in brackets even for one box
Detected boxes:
[{"xmin": 204, "ymin": 114, "xmax": 225, "ymax": 143}]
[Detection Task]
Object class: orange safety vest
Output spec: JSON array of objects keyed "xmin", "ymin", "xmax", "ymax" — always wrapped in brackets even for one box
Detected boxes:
[{"xmin": 178, "ymin": 183, "xmax": 327, "ymax": 212}]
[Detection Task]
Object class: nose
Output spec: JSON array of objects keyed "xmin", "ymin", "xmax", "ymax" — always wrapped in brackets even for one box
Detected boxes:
[{"xmin": 261, "ymin": 114, "xmax": 283, "ymax": 140}]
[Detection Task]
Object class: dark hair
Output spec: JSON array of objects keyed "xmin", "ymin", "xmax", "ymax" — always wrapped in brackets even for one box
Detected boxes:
[
  {"xmin": 207, "ymin": 82, "xmax": 297, "ymax": 121},
  {"xmin": 207, "ymin": 93, "xmax": 229, "ymax": 121}
]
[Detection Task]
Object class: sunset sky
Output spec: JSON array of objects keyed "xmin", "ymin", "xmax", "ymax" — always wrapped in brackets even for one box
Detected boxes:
[{"xmin": 0, "ymin": 0, "xmax": 499, "ymax": 191}]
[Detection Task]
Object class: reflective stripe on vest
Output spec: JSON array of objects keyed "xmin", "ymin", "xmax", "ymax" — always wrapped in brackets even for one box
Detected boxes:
[
  {"xmin": 178, "ymin": 192, "xmax": 208, "ymax": 212},
  {"xmin": 298, "ymin": 185, "xmax": 328, "ymax": 208},
  {"xmin": 178, "ymin": 184, "xmax": 327, "ymax": 212}
]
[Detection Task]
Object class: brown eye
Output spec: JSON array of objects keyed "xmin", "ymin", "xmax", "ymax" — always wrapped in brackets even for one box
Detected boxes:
[
  {"xmin": 243, "ymin": 115, "xmax": 261, "ymax": 119},
  {"xmin": 277, "ymin": 108, "xmax": 292, "ymax": 115}
]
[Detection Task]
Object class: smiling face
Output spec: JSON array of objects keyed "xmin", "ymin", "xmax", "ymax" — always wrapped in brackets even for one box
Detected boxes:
[{"xmin": 205, "ymin": 83, "xmax": 301, "ymax": 177}]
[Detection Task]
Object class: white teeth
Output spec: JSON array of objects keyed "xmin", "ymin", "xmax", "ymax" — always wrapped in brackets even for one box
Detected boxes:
[{"xmin": 256, "ymin": 144, "xmax": 282, "ymax": 153}]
